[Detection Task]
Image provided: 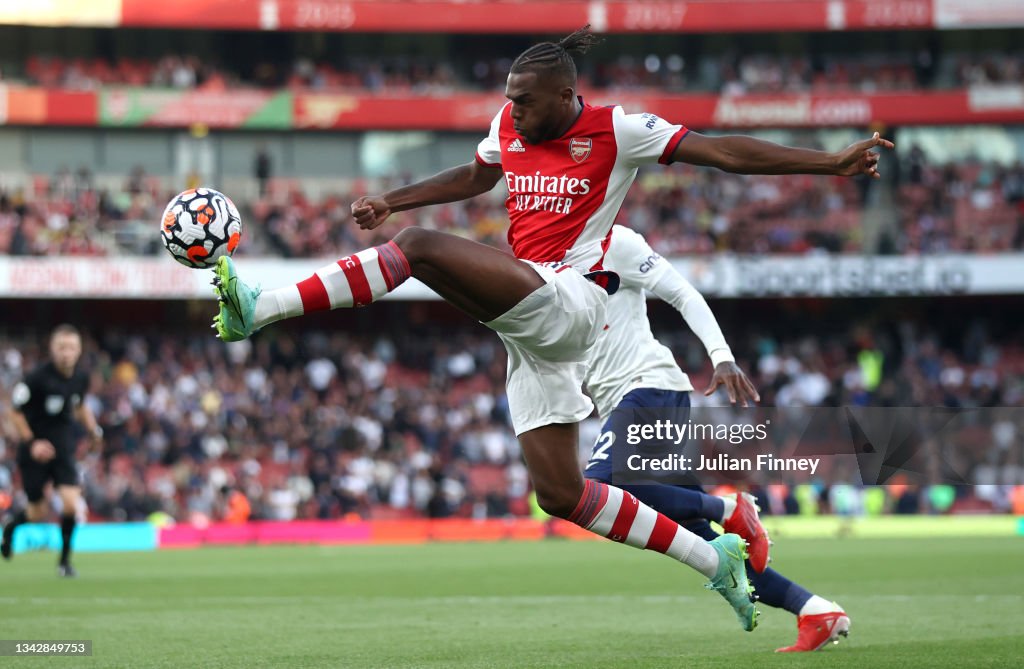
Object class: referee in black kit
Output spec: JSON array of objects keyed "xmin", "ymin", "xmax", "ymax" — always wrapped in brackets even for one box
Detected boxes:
[{"xmin": 2, "ymin": 325, "xmax": 102, "ymax": 577}]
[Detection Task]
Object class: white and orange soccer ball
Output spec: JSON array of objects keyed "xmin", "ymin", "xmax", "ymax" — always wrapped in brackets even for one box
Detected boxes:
[{"xmin": 160, "ymin": 188, "xmax": 242, "ymax": 269}]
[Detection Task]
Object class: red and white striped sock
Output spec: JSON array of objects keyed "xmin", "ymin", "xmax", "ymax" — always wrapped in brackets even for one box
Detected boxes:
[
  {"xmin": 569, "ymin": 479, "xmax": 720, "ymax": 578},
  {"xmin": 254, "ymin": 241, "xmax": 411, "ymax": 329}
]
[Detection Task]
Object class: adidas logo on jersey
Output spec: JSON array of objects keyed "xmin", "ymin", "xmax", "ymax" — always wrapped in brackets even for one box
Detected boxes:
[{"xmin": 507, "ymin": 138, "xmax": 526, "ymax": 153}]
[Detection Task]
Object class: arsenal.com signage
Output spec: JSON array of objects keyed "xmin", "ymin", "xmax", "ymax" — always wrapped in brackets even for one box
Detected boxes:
[
  {"xmin": 1, "ymin": 255, "xmax": 1022, "ymax": 300},
  {"xmin": 712, "ymin": 96, "xmax": 873, "ymax": 128},
  {"xmin": 2, "ymin": 86, "xmax": 1023, "ymax": 130}
]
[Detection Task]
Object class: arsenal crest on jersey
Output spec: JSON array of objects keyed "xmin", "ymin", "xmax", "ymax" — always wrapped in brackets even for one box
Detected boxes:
[{"xmin": 570, "ymin": 137, "xmax": 592, "ymax": 163}]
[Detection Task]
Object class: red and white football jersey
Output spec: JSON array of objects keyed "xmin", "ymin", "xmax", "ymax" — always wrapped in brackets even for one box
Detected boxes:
[{"xmin": 475, "ymin": 99, "xmax": 688, "ymax": 270}]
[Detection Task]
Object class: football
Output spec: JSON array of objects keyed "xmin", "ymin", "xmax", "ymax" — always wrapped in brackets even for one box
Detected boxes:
[{"xmin": 160, "ymin": 188, "xmax": 242, "ymax": 269}]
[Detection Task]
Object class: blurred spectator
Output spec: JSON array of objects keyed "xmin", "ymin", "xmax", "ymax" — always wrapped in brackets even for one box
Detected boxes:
[
  {"xmin": 221, "ymin": 485, "xmax": 251, "ymax": 524},
  {"xmin": 1, "ymin": 154, "xmax": 1023, "ymax": 257},
  {"xmin": 254, "ymin": 147, "xmax": 272, "ymax": 198}
]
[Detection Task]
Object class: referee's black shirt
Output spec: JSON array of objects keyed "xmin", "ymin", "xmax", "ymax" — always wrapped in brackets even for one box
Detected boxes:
[{"xmin": 11, "ymin": 362, "xmax": 89, "ymax": 453}]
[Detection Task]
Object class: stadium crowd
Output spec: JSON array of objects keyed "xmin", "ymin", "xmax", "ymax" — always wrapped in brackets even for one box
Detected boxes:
[
  {"xmin": 1, "ymin": 314, "xmax": 1021, "ymax": 524},
  {"xmin": 2, "ymin": 156, "xmax": 1022, "ymax": 258},
  {"xmin": 7, "ymin": 50, "xmax": 1023, "ymax": 94},
  {"xmin": 897, "ymin": 147, "xmax": 1024, "ymax": 253}
]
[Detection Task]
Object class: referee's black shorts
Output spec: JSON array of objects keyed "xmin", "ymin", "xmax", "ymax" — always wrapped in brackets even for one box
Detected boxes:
[{"xmin": 16, "ymin": 446, "xmax": 79, "ymax": 503}]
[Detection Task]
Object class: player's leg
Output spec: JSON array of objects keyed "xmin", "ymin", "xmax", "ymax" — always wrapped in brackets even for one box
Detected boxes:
[
  {"xmin": 520, "ymin": 423, "xmax": 759, "ymax": 631},
  {"xmin": 1, "ymin": 503, "xmax": 44, "ymax": 560},
  {"xmin": 214, "ymin": 228, "xmax": 546, "ymax": 340},
  {"xmin": 584, "ymin": 388, "xmax": 770, "ymax": 570},
  {"xmin": 683, "ymin": 518, "xmax": 849, "ymax": 651},
  {"xmin": 386, "ymin": 228, "xmax": 546, "ymax": 322},
  {"xmin": 1, "ymin": 454, "xmax": 51, "ymax": 560},
  {"xmin": 584, "ymin": 390, "xmax": 729, "ymax": 523},
  {"xmin": 617, "ymin": 485, "xmax": 769, "ymax": 569},
  {"xmin": 55, "ymin": 485, "xmax": 81, "ymax": 577},
  {"xmin": 489, "ymin": 274, "xmax": 758, "ymax": 631},
  {"xmin": 51, "ymin": 449, "xmax": 83, "ymax": 576}
]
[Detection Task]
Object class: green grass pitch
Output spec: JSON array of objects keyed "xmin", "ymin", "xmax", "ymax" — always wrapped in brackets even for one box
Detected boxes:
[{"xmin": 1, "ymin": 536, "xmax": 1021, "ymax": 668}]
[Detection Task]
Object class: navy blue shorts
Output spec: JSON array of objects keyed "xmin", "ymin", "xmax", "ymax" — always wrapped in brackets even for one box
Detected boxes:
[{"xmin": 584, "ymin": 388, "xmax": 692, "ymax": 484}]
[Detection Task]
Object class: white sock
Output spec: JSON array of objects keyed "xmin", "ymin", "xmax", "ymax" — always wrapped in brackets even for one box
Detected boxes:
[
  {"xmin": 676, "ymin": 534, "xmax": 720, "ymax": 578},
  {"xmin": 719, "ymin": 494, "xmax": 737, "ymax": 524},
  {"xmin": 254, "ymin": 285, "xmax": 303, "ymax": 330},
  {"xmin": 799, "ymin": 595, "xmax": 839, "ymax": 616}
]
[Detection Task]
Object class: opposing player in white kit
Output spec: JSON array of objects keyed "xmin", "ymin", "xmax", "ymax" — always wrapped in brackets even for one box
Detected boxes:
[
  {"xmin": 211, "ymin": 26, "xmax": 891, "ymax": 632},
  {"xmin": 584, "ymin": 225, "xmax": 851, "ymax": 651}
]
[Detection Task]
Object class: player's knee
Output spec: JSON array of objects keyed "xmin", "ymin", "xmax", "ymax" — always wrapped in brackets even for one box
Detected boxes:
[
  {"xmin": 26, "ymin": 502, "xmax": 48, "ymax": 522},
  {"xmin": 391, "ymin": 227, "xmax": 440, "ymax": 265},
  {"xmin": 534, "ymin": 483, "xmax": 583, "ymax": 520},
  {"xmin": 57, "ymin": 488, "xmax": 81, "ymax": 509}
]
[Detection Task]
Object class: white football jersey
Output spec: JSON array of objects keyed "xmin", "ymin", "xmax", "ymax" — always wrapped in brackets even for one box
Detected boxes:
[{"xmin": 584, "ymin": 225, "xmax": 736, "ymax": 419}]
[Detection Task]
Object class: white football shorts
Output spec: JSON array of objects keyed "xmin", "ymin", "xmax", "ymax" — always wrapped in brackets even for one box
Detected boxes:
[{"xmin": 485, "ymin": 261, "xmax": 608, "ymax": 435}]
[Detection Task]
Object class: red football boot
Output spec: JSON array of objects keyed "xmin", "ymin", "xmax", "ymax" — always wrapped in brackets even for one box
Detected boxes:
[
  {"xmin": 776, "ymin": 609, "xmax": 851, "ymax": 652},
  {"xmin": 722, "ymin": 492, "xmax": 770, "ymax": 573}
]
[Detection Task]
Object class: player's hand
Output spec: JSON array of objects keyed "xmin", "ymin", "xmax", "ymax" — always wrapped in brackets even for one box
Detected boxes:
[
  {"xmin": 29, "ymin": 439, "xmax": 56, "ymax": 463},
  {"xmin": 833, "ymin": 132, "xmax": 895, "ymax": 179},
  {"xmin": 704, "ymin": 361, "xmax": 760, "ymax": 407},
  {"xmin": 351, "ymin": 196, "xmax": 392, "ymax": 230}
]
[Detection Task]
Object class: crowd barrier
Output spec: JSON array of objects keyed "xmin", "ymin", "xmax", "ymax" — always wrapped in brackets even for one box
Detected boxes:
[
  {"xmin": 9, "ymin": 516, "xmax": 1021, "ymax": 554},
  {"xmin": 11, "ymin": 521, "xmax": 157, "ymax": 554}
]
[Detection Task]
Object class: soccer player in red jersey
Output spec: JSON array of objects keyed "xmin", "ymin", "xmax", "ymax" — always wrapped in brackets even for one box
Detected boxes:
[{"xmin": 212, "ymin": 26, "xmax": 891, "ymax": 632}]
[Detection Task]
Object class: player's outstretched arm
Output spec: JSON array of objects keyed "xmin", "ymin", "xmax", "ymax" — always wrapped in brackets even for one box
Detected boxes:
[
  {"xmin": 352, "ymin": 161, "xmax": 503, "ymax": 230},
  {"xmin": 671, "ymin": 131, "xmax": 894, "ymax": 178},
  {"xmin": 614, "ymin": 227, "xmax": 761, "ymax": 406},
  {"xmin": 647, "ymin": 269, "xmax": 760, "ymax": 406}
]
